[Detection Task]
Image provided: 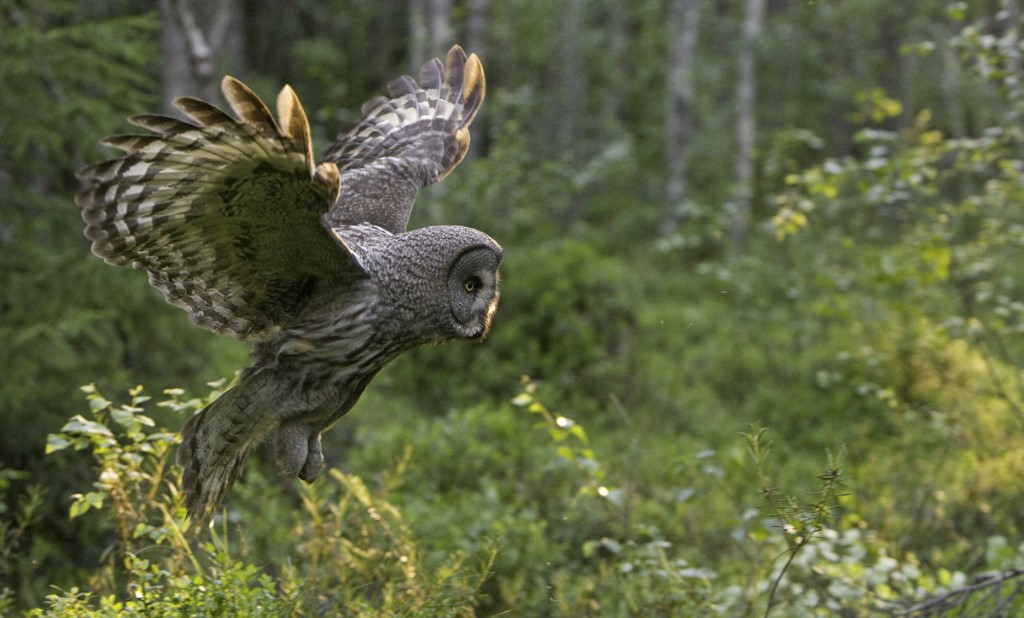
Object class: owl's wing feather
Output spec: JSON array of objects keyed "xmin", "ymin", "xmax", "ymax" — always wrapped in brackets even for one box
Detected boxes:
[
  {"xmin": 322, "ymin": 45, "xmax": 485, "ymax": 234},
  {"xmin": 77, "ymin": 76, "xmax": 364, "ymax": 338}
]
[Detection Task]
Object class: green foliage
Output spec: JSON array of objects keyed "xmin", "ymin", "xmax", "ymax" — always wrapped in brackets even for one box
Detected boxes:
[
  {"xmin": 0, "ymin": 6, "xmax": 248, "ymax": 600},
  {"xmin": 512, "ymin": 376, "xmax": 611, "ymax": 498},
  {"xmin": 0, "ymin": 467, "xmax": 45, "ymax": 609},
  {"xmin": 0, "ymin": 2, "xmax": 158, "ymax": 171},
  {"xmin": 37, "ymin": 385, "xmax": 496, "ymax": 616},
  {"xmin": 0, "ymin": 0, "xmax": 240, "ymax": 477},
  {"xmin": 283, "ymin": 469, "xmax": 494, "ymax": 616},
  {"xmin": 763, "ymin": 22, "xmax": 1024, "ymax": 552},
  {"xmin": 25, "ymin": 556, "xmax": 291, "ymax": 618},
  {"xmin": 733, "ymin": 522, "xmax": 1024, "ymax": 616},
  {"xmin": 0, "ymin": 2, "xmax": 155, "ymax": 459},
  {"xmin": 10, "ymin": 371, "xmax": 1024, "ymax": 616},
  {"xmin": 45, "ymin": 384, "xmax": 200, "ymax": 569}
]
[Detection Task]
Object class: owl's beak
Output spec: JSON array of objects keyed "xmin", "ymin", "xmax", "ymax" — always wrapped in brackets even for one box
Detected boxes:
[{"xmin": 474, "ymin": 294, "xmax": 499, "ymax": 341}]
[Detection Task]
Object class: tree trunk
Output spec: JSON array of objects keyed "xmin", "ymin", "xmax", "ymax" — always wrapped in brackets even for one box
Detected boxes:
[
  {"xmin": 410, "ymin": 0, "xmax": 453, "ymax": 71},
  {"xmin": 430, "ymin": 0, "xmax": 454, "ymax": 52},
  {"xmin": 730, "ymin": 0, "xmax": 765, "ymax": 254},
  {"xmin": 465, "ymin": 0, "xmax": 489, "ymax": 158},
  {"xmin": 1005, "ymin": 0, "xmax": 1021, "ymax": 111},
  {"xmin": 555, "ymin": 0, "xmax": 586, "ymax": 232},
  {"xmin": 409, "ymin": 0, "xmax": 428, "ymax": 71},
  {"xmin": 660, "ymin": 0, "xmax": 702, "ymax": 237},
  {"xmin": 465, "ymin": 0, "xmax": 489, "ymax": 67},
  {"xmin": 158, "ymin": 0, "xmax": 244, "ymax": 115}
]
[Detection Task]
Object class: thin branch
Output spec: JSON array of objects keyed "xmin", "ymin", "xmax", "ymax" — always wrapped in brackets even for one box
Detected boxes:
[
  {"xmin": 764, "ymin": 544, "xmax": 802, "ymax": 618},
  {"xmin": 892, "ymin": 569, "xmax": 1024, "ymax": 616}
]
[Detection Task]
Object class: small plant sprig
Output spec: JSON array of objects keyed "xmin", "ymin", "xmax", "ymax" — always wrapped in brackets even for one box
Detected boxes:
[
  {"xmin": 0, "ymin": 467, "xmax": 45, "ymax": 610},
  {"xmin": 744, "ymin": 423, "xmax": 847, "ymax": 618},
  {"xmin": 289, "ymin": 468, "xmax": 497, "ymax": 616},
  {"xmin": 45, "ymin": 384, "xmax": 206, "ymax": 580},
  {"xmin": 512, "ymin": 375, "xmax": 617, "ymax": 503}
]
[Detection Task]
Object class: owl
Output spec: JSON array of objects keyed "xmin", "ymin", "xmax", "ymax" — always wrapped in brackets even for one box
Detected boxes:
[{"xmin": 76, "ymin": 46, "xmax": 501, "ymax": 527}]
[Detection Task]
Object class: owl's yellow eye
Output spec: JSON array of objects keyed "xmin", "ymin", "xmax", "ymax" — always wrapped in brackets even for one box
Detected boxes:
[{"xmin": 464, "ymin": 277, "xmax": 480, "ymax": 293}]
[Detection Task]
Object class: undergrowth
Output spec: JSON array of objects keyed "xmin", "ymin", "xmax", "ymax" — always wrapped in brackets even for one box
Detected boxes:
[{"xmin": 0, "ymin": 380, "xmax": 1013, "ymax": 615}]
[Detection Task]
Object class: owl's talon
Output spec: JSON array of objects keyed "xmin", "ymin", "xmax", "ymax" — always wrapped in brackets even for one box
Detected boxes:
[{"xmin": 298, "ymin": 434, "xmax": 323, "ymax": 482}]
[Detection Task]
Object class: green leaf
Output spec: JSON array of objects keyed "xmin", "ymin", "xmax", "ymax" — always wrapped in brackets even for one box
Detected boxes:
[
  {"xmin": 548, "ymin": 428, "xmax": 568, "ymax": 442},
  {"xmin": 69, "ymin": 499, "xmax": 89, "ymax": 519},
  {"xmin": 110, "ymin": 407, "xmax": 135, "ymax": 428},
  {"xmin": 68, "ymin": 492, "xmax": 104, "ymax": 519},
  {"xmin": 61, "ymin": 416, "xmax": 114, "ymax": 438},
  {"xmin": 88, "ymin": 396, "xmax": 112, "ymax": 412},
  {"xmin": 45, "ymin": 433, "xmax": 72, "ymax": 454},
  {"xmin": 85, "ymin": 492, "xmax": 105, "ymax": 508},
  {"xmin": 510, "ymin": 393, "xmax": 532, "ymax": 407},
  {"xmin": 145, "ymin": 432, "xmax": 178, "ymax": 445}
]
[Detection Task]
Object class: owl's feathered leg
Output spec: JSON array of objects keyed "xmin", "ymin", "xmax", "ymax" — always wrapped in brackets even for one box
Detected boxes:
[
  {"xmin": 177, "ymin": 366, "xmax": 291, "ymax": 528},
  {"xmin": 271, "ymin": 373, "xmax": 379, "ymax": 485},
  {"xmin": 274, "ymin": 422, "xmax": 323, "ymax": 481}
]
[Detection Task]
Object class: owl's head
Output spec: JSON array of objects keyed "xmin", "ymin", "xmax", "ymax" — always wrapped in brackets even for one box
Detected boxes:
[
  {"xmin": 367, "ymin": 225, "xmax": 503, "ymax": 342},
  {"xmin": 446, "ymin": 241, "xmax": 502, "ymax": 339}
]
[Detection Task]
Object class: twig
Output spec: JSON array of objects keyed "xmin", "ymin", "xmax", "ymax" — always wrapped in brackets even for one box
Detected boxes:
[{"xmin": 892, "ymin": 568, "xmax": 1024, "ymax": 616}]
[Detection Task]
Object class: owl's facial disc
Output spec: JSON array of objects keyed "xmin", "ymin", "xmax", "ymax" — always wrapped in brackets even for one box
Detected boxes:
[{"xmin": 447, "ymin": 246, "xmax": 502, "ymax": 339}]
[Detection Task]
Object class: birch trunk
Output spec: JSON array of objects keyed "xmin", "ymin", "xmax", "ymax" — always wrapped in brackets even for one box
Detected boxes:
[
  {"xmin": 409, "ymin": 0, "xmax": 428, "ymax": 71},
  {"xmin": 158, "ymin": 0, "xmax": 244, "ymax": 115},
  {"xmin": 465, "ymin": 0, "xmax": 489, "ymax": 158},
  {"xmin": 730, "ymin": 0, "xmax": 765, "ymax": 254},
  {"xmin": 557, "ymin": 0, "xmax": 586, "ymax": 231},
  {"xmin": 660, "ymin": 0, "xmax": 701, "ymax": 237},
  {"xmin": 410, "ymin": 0, "xmax": 453, "ymax": 71}
]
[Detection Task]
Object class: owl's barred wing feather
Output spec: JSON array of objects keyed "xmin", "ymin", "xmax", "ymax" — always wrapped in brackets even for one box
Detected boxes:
[
  {"xmin": 322, "ymin": 45, "xmax": 485, "ymax": 233},
  {"xmin": 77, "ymin": 76, "xmax": 364, "ymax": 338}
]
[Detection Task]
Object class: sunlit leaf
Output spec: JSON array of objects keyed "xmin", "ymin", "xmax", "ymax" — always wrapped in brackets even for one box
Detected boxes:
[
  {"xmin": 88, "ymin": 396, "xmax": 112, "ymax": 412},
  {"xmin": 61, "ymin": 416, "xmax": 114, "ymax": 438},
  {"xmin": 45, "ymin": 434, "xmax": 72, "ymax": 454},
  {"xmin": 510, "ymin": 393, "xmax": 532, "ymax": 407}
]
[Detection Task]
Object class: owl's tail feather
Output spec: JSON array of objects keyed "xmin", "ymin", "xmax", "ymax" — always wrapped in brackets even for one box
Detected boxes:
[{"xmin": 176, "ymin": 367, "xmax": 283, "ymax": 529}]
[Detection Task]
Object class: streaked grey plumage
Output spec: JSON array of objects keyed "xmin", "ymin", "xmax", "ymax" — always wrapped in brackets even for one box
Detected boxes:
[{"xmin": 75, "ymin": 46, "xmax": 501, "ymax": 528}]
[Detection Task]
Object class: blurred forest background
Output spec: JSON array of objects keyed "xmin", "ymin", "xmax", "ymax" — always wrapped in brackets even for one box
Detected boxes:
[{"xmin": 4, "ymin": 0, "xmax": 1024, "ymax": 615}]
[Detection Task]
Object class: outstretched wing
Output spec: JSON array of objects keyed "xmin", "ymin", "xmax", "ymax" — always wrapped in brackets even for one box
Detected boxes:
[
  {"xmin": 322, "ymin": 45, "xmax": 485, "ymax": 234},
  {"xmin": 77, "ymin": 77, "xmax": 365, "ymax": 338}
]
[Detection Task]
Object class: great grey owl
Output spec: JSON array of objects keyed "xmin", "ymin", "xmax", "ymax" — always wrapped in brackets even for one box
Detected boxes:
[{"xmin": 76, "ymin": 46, "xmax": 501, "ymax": 527}]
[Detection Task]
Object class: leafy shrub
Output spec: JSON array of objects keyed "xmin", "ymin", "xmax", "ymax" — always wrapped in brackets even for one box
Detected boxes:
[{"xmin": 39, "ymin": 384, "xmax": 493, "ymax": 616}]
